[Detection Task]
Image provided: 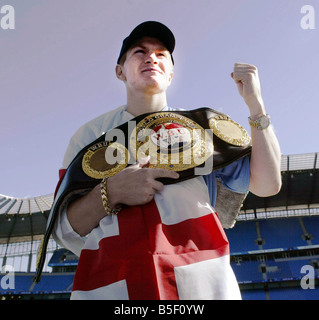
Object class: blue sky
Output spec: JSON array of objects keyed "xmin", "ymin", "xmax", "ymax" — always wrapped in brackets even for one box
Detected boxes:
[{"xmin": 0, "ymin": 0, "xmax": 318, "ymax": 198}]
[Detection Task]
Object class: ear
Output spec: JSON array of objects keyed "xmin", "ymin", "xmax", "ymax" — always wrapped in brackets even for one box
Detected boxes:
[
  {"xmin": 167, "ymin": 69, "xmax": 174, "ymax": 86},
  {"xmin": 115, "ymin": 64, "xmax": 126, "ymax": 81}
]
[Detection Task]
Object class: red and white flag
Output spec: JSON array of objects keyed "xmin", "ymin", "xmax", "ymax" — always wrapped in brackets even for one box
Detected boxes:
[{"xmin": 70, "ymin": 178, "xmax": 241, "ymax": 300}]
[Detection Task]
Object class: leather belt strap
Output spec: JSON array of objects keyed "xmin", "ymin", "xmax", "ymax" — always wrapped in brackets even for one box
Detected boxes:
[{"xmin": 33, "ymin": 107, "xmax": 251, "ymax": 283}]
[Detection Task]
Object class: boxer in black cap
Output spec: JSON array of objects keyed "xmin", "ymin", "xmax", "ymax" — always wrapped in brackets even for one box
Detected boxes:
[
  {"xmin": 50, "ymin": 21, "xmax": 281, "ymax": 300},
  {"xmin": 117, "ymin": 21, "xmax": 175, "ymax": 65}
]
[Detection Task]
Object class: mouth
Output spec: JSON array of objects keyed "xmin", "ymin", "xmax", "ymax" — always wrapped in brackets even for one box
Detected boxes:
[{"xmin": 141, "ymin": 68, "xmax": 162, "ymax": 74}]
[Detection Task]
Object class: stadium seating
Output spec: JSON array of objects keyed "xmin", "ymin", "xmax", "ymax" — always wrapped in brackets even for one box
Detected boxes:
[
  {"xmin": 241, "ymin": 288, "xmax": 266, "ymax": 300},
  {"xmin": 1, "ymin": 216, "xmax": 319, "ymax": 300},
  {"xmin": 258, "ymin": 218, "xmax": 306, "ymax": 249},
  {"xmin": 0, "ymin": 273, "xmax": 74, "ymax": 297},
  {"xmin": 226, "ymin": 215, "xmax": 319, "ymax": 300},
  {"xmin": 302, "ymin": 216, "xmax": 319, "ymax": 245},
  {"xmin": 225, "ymin": 220, "xmax": 259, "ymax": 252},
  {"xmin": 31, "ymin": 274, "xmax": 74, "ymax": 293},
  {"xmin": 231, "ymin": 261, "xmax": 264, "ymax": 283},
  {"xmin": 48, "ymin": 248, "xmax": 78, "ymax": 268},
  {"xmin": 268, "ymin": 287, "xmax": 319, "ymax": 300}
]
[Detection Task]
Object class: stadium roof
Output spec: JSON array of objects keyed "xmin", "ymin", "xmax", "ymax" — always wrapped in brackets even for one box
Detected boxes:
[
  {"xmin": 0, "ymin": 194, "xmax": 53, "ymax": 244},
  {"xmin": 242, "ymin": 152, "xmax": 319, "ymax": 213},
  {"xmin": 0, "ymin": 194, "xmax": 53, "ymax": 216},
  {"xmin": 0, "ymin": 152, "xmax": 318, "ymax": 243}
]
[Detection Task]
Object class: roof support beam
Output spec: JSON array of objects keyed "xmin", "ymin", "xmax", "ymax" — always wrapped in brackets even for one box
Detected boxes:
[{"xmin": 308, "ymin": 153, "xmax": 318, "ymax": 208}]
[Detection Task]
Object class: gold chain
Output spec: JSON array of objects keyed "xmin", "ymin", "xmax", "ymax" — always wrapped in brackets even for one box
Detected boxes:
[{"xmin": 100, "ymin": 177, "xmax": 122, "ymax": 215}]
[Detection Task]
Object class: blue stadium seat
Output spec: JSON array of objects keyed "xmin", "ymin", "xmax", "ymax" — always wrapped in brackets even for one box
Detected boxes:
[
  {"xmin": 32, "ymin": 274, "xmax": 74, "ymax": 293},
  {"xmin": 225, "ymin": 221, "xmax": 258, "ymax": 253},
  {"xmin": 288, "ymin": 260, "xmax": 313, "ymax": 278},
  {"xmin": 48, "ymin": 248, "xmax": 78, "ymax": 267},
  {"xmin": 268, "ymin": 286, "xmax": 319, "ymax": 300},
  {"xmin": 241, "ymin": 288, "xmax": 266, "ymax": 300},
  {"xmin": 258, "ymin": 218, "xmax": 305, "ymax": 249},
  {"xmin": 302, "ymin": 216, "xmax": 319, "ymax": 245},
  {"xmin": 0, "ymin": 273, "xmax": 74, "ymax": 295},
  {"xmin": 0, "ymin": 274, "xmax": 33, "ymax": 293},
  {"xmin": 231, "ymin": 261, "xmax": 263, "ymax": 283},
  {"xmin": 265, "ymin": 260, "xmax": 293, "ymax": 280}
]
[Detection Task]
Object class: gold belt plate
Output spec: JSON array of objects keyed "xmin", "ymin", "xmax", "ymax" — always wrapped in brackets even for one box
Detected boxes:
[
  {"xmin": 129, "ymin": 112, "xmax": 214, "ymax": 171},
  {"xmin": 209, "ymin": 115, "xmax": 251, "ymax": 147},
  {"xmin": 82, "ymin": 141, "xmax": 130, "ymax": 179}
]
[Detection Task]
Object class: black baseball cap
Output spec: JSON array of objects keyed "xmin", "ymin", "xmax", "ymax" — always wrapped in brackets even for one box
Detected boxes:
[{"xmin": 117, "ymin": 21, "xmax": 175, "ymax": 65}]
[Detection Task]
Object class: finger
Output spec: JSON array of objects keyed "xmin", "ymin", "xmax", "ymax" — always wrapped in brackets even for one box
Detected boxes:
[
  {"xmin": 233, "ymin": 66, "xmax": 258, "ymax": 78},
  {"xmin": 232, "ymin": 71, "xmax": 255, "ymax": 83},
  {"xmin": 234, "ymin": 62, "xmax": 257, "ymax": 69},
  {"xmin": 150, "ymin": 179, "xmax": 165, "ymax": 192},
  {"xmin": 233, "ymin": 77, "xmax": 243, "ymax": 84},
  {"xmin": 148, "ymin": 168, "xmax": 180, "ymax": 180},
  {"xmin": 233, "ymin": 70, "xmax": 257, "ymax": 78},
  {"xmin": 231, "ymin": 72, "xmax": 244, "ymax": 84}
]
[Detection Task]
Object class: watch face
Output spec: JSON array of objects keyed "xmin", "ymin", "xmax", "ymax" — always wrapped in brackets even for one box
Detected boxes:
[{"xmin": 259, "ymin": 115, "xmax": 270, "ymax": 128}]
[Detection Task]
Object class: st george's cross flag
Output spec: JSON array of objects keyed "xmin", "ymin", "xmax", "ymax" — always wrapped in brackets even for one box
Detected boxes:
[{"xmin": 69, "ymin": 178, "xmax": 241, "ymax": 300}]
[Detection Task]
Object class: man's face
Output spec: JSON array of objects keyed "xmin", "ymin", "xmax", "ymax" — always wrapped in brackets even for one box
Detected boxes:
[{"xmin": 116, "ymin": 37, "xmax": 174, "ymax": 94}]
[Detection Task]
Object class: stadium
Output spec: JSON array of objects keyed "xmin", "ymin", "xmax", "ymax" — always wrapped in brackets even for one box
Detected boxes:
[{"xmin": 0, "ymin": 152, "xmax": 318, "ymax": 300}]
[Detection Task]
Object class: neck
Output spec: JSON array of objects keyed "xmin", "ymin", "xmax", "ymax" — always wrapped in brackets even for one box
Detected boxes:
[{"xmin": 126, "ymin": 89, "xmax": 168, "ymax": 116}]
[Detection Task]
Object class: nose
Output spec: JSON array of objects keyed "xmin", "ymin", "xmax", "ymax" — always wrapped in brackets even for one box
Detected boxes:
[{"xmin": 145, "ymin": 52, "xmax": 158, "ymax": 64}]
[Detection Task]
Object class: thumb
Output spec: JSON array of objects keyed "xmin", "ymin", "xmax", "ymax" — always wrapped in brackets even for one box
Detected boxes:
[{"xmin": 231, "ymin": 71, "xmax": 242, "ymax": 84}]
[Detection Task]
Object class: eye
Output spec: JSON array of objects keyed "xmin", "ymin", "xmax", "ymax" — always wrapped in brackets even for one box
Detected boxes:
[
  {"xmin": 134, "ymin": 49, "xmax": 145, "ymax": 54},
  {"xmin": 157, "ymin": 51, "xmax": 169, "ymax": 59}
]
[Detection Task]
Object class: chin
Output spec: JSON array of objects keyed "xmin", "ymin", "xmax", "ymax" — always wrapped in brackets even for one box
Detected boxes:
[{"xmin": 142, "ymin": 80, "xmax": 164, "ymax": 91}]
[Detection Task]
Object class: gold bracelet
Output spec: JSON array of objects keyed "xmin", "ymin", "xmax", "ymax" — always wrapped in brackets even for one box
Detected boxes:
[{"xmin": 100, "ymin": 177, "xmax": 122, "ymax": 215}]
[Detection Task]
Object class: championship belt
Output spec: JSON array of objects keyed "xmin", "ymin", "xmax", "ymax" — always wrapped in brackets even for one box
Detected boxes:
[{"xmin": 34, "ymin": 107, "xmax": 251, "ymax": 283}]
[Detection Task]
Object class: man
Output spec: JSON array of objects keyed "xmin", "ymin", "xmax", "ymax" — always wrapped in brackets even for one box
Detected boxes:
[{"xmin": 53, "ymin": 21, "xmax": 281, "ymax": 299}]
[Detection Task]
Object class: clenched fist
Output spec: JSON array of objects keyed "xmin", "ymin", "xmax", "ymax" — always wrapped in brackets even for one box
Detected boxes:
[{"xmin": 231, "ymin": 63, "xmax": 264, "ymax": 110}]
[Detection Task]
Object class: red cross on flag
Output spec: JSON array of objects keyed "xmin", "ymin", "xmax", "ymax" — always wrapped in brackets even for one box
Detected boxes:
[{"xmin": 71, "ymin": 180, "xmax": 241, "ymax": 300}]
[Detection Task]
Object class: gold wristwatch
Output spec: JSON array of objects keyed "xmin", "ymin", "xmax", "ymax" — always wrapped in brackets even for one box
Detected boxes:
[{"xmin": 248, "ymin": 114, "xmax": 270, "ymax": 130}]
